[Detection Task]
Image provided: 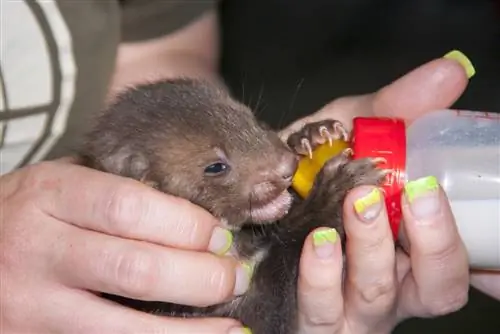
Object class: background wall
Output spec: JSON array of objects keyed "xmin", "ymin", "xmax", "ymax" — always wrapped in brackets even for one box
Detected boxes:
[{"xmin": 219, "ymin": 0, "xmax": 499, "ymax": 128}]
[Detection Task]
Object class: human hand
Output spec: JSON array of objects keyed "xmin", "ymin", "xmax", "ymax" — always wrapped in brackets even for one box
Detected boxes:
[
  {"xmin": 280, "ymin": 51, "xmax": 476, "ymax": 333},
  {"xmin": 0, "ymin": 159, "xmax": 250, "ymax": 334}
]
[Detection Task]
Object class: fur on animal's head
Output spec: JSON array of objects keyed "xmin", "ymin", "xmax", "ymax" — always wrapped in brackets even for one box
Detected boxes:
[{"xmin": 80, "ymin": 78, "xmax": 298, "ymax": 228}]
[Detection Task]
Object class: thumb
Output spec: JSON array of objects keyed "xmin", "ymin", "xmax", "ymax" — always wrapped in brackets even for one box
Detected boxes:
[
  {"xmin": 279, "ymin": 51, "xmax": 474, "ymax": 141},
  {"xmin": 371, "ymin": 50, "xmax": 475, "ymax": 123}
]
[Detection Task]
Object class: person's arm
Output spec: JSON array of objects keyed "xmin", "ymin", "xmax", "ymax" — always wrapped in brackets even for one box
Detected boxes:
[{"xmin": 107, "ymin": 9, "xmax": 221, "ymax": 102}]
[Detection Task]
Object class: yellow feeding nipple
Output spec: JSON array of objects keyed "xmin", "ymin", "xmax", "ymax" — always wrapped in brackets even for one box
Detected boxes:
[{"xmin": 291, "ymin": 139, "xmax": 350, "ymax": 198}]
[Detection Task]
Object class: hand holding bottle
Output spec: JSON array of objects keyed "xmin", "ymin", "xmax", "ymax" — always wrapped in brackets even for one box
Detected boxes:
[{"xmin": 280, "ymin": 50, "xmax": 482, "ymax": 333}]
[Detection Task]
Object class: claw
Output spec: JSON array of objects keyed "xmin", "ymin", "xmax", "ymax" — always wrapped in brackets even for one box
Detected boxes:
[
  {"xmin": 371, "ymin": 157, "xmax": 388, "ymax": 165},
  {"xmin": 380, "ymin": 168, "xmax": 392, "ymax": 176},
  {"xmin": 342, "ymin": 148, "xmax": 354, "ymax": 157},
  {"xmin": 334, "ymin": 122, "xmax": 349, "ymax": 141},
  {"xmin": 301, "ymin": 138, "xmax": 313, "ymax": 159},
  {"xmin": 378, "ymin": 169, "xmax": 392, "ymax": 183},
  {"xmin": 319, "ymin": 126, "xmax": 334, "ymax": 146}
]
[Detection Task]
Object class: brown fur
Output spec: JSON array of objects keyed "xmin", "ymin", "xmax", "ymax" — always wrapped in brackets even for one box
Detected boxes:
[
  {"xmin": 79, "ymin": 78, "xmax": 298, "ymax": 229},
  {"xmin": 77, "ymin": 78, "xmax": 385, "ymax": 334}
]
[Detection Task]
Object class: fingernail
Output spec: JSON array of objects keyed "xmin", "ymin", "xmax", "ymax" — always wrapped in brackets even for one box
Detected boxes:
[
  {"xmin": 208, "ymin": 226, "xmax": 233, "ymax": 255},
  {"xmin": 443, "ymin": 50, "xmax": 476, "ymax": 79},
  {"xmin": 353, "ymin": 188, "xmax": 383, "ymax": 222},
  {"xmin": 313, "ymin": 228, "xmax": 338, "ymax": 258},
  {"xmin": 404, "ymin": 176, "xmax": 440, "ymax": 219},
  {"xmin": 229, "ymin": 327, "xmax": 252, "ymax": 334},
  {"xmin": 234, "ymin": 261, "xmax": 254, "ymax": 295}
]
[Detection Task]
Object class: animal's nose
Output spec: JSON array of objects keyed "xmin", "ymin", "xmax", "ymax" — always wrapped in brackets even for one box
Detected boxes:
[{"xmin": 277, "ymin": 151, "xmax": 299, "ymax": 184}]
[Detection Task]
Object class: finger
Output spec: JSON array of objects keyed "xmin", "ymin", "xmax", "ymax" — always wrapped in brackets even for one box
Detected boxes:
[
  {"xmin": 32, "ymin": 161, "xmax": 232, "ymax": 255},
  {"xmin": 54, "ymin": 223, "xmax": 251, "ymax": 307},
  {"xmin": 395, "ymin": 249, "xmax": 411, "ymax": 284},
  {"xmin": 46, "ymin": 287, "xmax": 244, "ymax": 334},
  {"xmin": 297, "ymin": 227, "xmax": 345, "ymax": 334},
  {"xmin": 54, "ymin": 156, "xmax": 80, "ymax": 164},
  {"xmin": 398, "ymin": 176, "xmax": 469, "ymax": 318},
  {"xmin": 342, "ymin": 186, "xmax": 397, "ymax": 327},
  {"xmin": 471, "ymin": 271, "xmax": 500, "ymax": 300},
  {"xmin": 371, "ymin": 55, "xmax": 472, "ymax": 122},
  {"xmin": 279, "ymin": 53, "xmax": 471, "ymax": 141}
]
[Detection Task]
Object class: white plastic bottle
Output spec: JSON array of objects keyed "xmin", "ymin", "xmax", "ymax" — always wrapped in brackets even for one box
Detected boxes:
[{"xmin": 351, "ymin": 109, "xmax": 500, "ymax": 270}]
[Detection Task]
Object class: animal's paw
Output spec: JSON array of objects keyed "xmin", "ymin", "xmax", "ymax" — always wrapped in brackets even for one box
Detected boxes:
[
  {"xmin": 286, "ymin": 119, "xmax": 348, "ymax": 158},
  {"xmin": 312, "ymin": 148, "xmax": 389, "ymax": 201}
]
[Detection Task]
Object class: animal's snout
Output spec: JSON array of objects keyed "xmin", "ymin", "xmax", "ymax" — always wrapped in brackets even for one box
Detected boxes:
[
  {"xmin": 277, "ymin": 151, "xmax": 299, "ymax": 185},
  {"xmin": 248, "ymin": 149, "xmax": 298, "ymax": 204}
]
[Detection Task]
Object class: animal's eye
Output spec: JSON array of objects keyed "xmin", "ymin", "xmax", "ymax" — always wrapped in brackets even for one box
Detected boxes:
[{"xmin": 204, "ymin": 162, "xmax": 229, "ymax": 176}]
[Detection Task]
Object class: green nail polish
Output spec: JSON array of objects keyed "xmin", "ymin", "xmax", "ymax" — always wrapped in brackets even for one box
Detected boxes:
[
  {"xmin": 353, "ymin": 188, "xmax": 383, "ymax": 222},
  {"xmin": 405, "ymin": 176, "xmax": 439, "ymax": 203},
  {"xmin": 209, "ymin": 227, "xmax": 234, "ymax": 256},
  {"xmin": 313, "ymin": 228, "xmax": 338, "ymax": 246},
  {"xmin": 443, "ymin": 50, "xmax": 476, "ymax": 79},
  {"xmin": 242, "ymin": 327, "xmax": 253, "ymax": 334},
  {"xmin": 218, "ymin": 229, "xmax": 233, "ymax": 255},
  {"xmin": 241, "ymin": 261, "xmax": 255, "ymax": 279},
  {"xmin": 229, "ymin": 327, "xmax": 253, "ymax": 334}
]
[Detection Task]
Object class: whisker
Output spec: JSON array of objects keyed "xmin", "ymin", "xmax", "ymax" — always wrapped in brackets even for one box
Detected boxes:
[
  {"xmin": 254, "ymin": 83, "xmax": 266, "ymax": 118},
  {"xmin": 241, "ymin": 74, "xmax": 246, "ymax": 105},
  {"xmin": 277, "ymin": 77, "xmax": 305, "ymax": 129}
]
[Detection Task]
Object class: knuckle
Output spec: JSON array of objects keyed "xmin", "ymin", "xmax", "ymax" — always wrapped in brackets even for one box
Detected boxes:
[
  {"xmin": 424, "ymin": 240, "xmax": 461, "ymax": 265},
  {"xmin": 167, "ymin": 198, "xmax": 201, "ymax": 234},
  {"xmin": 417, "ymin": 228, "xmax": 467, "ymax": 267},
  {"xmin": 12, "ymin": 161, "xmax": 64, "ymax": 205},
  {"xmin": 112, "ymin": 249, "xmax": 159, "ymax": 299},
  {"xmin": 303, "ymin": 313, "xmax": 335, "ymax": 327},
  {"xmin": 424, "ymin": 291, "xmax": 468, "ymax": 316},
  {"xmin": 301, "ymin": 301, "xmax": 340, "ymax": 327},
  {"xmin": 421, "ymin": 276, "xmax": 470, "ymax": 316},
  {"xmin": 160, "ymin": 196, "xmax": 215, "ymax": 248},
  {"xmin": 22, "ymin": 161, "xmax": 58, "ymax": 188},
  {"xmin": 5, "ymin": 189, "xmax": 39, "ymax": 216},
  {"xmin": 362, "ymin": 236, "xmax": 387, "ymax": 254},
  {"xmin": 358, "ymin": 275, "xmax": 396, "ymax": 306},
  {"xmin": 103, "ymin": 184, "xmax": 146, "ymax": 233},
  {"xmin": 0, "ymin": 185, "xmax": 47, "ymax": 270}
]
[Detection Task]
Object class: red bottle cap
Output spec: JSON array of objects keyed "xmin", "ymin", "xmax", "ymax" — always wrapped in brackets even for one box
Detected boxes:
[{"xmin": 351, "ymin": 117, "xmax": 407, "ymax": 240}]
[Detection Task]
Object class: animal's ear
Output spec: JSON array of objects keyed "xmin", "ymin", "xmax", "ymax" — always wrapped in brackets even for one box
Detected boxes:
[{"xmin": 100, "ymin": 146, "xmax": 157, "ymax": 188}]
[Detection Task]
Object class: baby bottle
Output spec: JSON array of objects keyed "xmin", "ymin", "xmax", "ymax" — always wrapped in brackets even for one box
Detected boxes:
[{"xmin": 291, "ymin": 109, "xmax": 500, "ymax": 270}]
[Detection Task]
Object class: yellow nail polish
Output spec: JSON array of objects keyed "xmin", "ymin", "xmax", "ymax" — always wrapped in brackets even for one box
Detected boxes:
[
  {"xmin": 242, "ymin": 327, "xmax": 253, "ymax": 334},
  {"xmin": 313, "ymin": 228, "xmax": 338, "ymax": 246},
  {"xmin": 353, "ymin": 188, "xmax": 382, "ymax": 214},
  {"xmin": 241, "ymin": 261, "xmax": 255, "ymax": 279},
  {"xmin": 217, "ymin": 229, "xmax": 233, "ymax": 256},
  {"xmin": 229, "ymin": 327, "xmax": 253, "ymax": 334},
  {"xmin": 443, "ymin": 50, "xmax": 476, "ymax": 79},
  {"xmin": 404, "ymin": 176, "xmax": 439, "ymax": 203}
]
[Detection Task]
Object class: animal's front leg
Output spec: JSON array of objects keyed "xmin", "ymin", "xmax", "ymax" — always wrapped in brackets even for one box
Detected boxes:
[
  {"xmin": 286, "ymin": 119, "xmax": 349, "ymax": 158},
  {"xmin": 236, "ymin": 119, "xmax": 389, "ymax": 334},
  {"xmin": 302, "ymin": 148, "xmax": 389, "ymax": 242}
]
